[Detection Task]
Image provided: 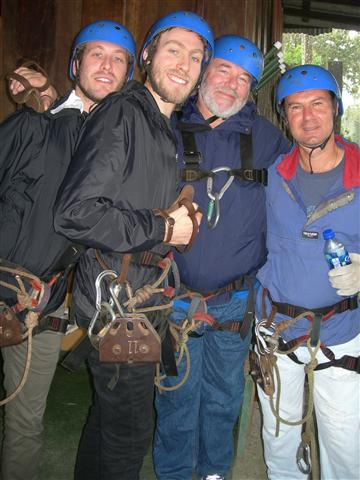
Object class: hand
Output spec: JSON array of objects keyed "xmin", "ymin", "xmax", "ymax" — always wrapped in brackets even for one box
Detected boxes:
[
  {"xmin": 328, "ymin": 252, "xmax": 360, "ymax": 296},
  {"xmin": 167, "ymin": 203, "xmax": 202, "ymax": 245},
  {"xmin": 8, "ymin": 67, "xmax": 58, "ymax": 110}
]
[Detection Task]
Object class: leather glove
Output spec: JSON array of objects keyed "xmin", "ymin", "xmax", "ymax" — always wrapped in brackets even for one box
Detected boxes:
[{"xmin": 328, "ymin": 252, "xmax": 360, "ymax": 296}]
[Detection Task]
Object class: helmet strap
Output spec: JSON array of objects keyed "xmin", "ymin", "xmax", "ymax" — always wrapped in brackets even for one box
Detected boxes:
[{"xmin": 299, "ymin": 128, "xmax": 333, "ymax": 174}]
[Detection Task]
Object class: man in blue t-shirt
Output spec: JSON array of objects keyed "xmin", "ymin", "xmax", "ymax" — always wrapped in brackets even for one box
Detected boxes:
[{"xmin": 254, "ymin": 65, "xmax": 360, "ymax": 480}]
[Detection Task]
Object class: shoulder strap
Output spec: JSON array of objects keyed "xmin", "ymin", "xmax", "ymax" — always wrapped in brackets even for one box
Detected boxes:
[{"xmin": 178, "ymin": 118, "xmax": 267, "ymax": 185}]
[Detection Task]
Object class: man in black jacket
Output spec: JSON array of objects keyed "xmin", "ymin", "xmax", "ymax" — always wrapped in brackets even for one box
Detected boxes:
[
  {"xmin": 0, "ymin": 20, "xmax": 136, "ymax": 480},
  {"xmin": 54, "ymin": 10, "xmax": 213, "ymax": 480}
]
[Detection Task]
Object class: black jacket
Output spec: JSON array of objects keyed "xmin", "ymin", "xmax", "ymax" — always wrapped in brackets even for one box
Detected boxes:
[
  {"xmin": 54, "ymin": 81, "xmax": 179, "ymax": 320},
  {"xmin": 0, "ymin": 93, "xmax": 85, "ymax": 307}
]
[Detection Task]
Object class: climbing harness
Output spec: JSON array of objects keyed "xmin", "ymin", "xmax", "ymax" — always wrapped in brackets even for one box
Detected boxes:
[
  {"xmin": 177, "ymin": 118, "xmax": 267, "ymax": 229},
  {"xmin": 0, "ymin": 260, "xmax": 58, "ymax": 405},
  {"xmin": 155, "ymin": 277, "xmax": 256, "ymax": 392},
  {"xmin": 251, "ymin": 288, "xmax": 359, "ymax": 477}
]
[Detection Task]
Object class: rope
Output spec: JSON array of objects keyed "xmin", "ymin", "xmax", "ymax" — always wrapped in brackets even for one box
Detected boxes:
[
  {"xmin": 268, "ymin": 339, "xmax": 319, "ymax": 430},
  {"xmin": 0, "ymin": 311, "xmax": 39, "ymax": 406},
  {"xmin": 154, "ymin": 318, "xmax": 195, "ymax": 392},
  {"xmin": 123, "ymin": 257, "xmax": 174, "ymax": 313}
]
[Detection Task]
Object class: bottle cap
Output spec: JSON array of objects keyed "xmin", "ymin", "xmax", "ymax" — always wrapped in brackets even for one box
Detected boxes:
[{"xmin": 323, "ymin": 229, "xmax": 335, "ymax": 240}]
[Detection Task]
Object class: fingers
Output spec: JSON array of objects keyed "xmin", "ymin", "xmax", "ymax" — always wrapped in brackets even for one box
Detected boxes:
[
  {"xmin": 328, "ymin": 264, "xmax": 353, "ymax": 277},
  {"xmin": 8, "ymin": 67, "xmax": 47, "ymax": 94}
]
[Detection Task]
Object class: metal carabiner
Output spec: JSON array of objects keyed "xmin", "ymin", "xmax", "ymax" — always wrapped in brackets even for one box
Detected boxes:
[
  {"xmin": 296, "ymin": 442, "xmax": 312, "ymax": 475},
  {"xmin": 255, "ymin": 319, "xmax": 278, "ymax": 355},
  {"xmin": 206, "ymin": 167, "xmax": 234, "ymax": 229},
  {"xmin": 109, "ymin": 279, "xmax": 125, "ymax": 317},
  {"xmin": 206, "ymin": 192, "xmax": 220, "ymax": 229},
  {"xmin": 88, "ymin": 269, "xmax": 118, "ymax": 339}
]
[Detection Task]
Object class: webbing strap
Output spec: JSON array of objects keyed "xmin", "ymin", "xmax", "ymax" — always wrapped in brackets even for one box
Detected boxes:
[
  {"xmin": 178, "ymin": 120, "xmax": 267, "ymax": 186},
  {"xmin": 38, "ymin": 315, "xmax": 69, "ymax": 334},
  {"xmin": 268, "ymin": 291, "xmax": 358, "ymax": 318},
  {"xmin": 278, "ymin": 337, "xmax": 360, "ymax": 373}
]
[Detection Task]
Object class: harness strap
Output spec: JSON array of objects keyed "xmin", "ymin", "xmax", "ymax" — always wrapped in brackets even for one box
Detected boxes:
[
  {"xmin": 314, "ymin": 354, "xmax": 360, "ymax": 373},
  {"xmin": 183, "ymin": 276, "xmax": 248, "ymax": 300},
  {"xmin": 37, "ymin": 315, "xmax": 69, "ymax": 334},
  {"xmin": 278, "ymin": 337, "xmax": 360, "ymax": 373},
  {"xmin": 267, "ymin": 290, "xmax": 358, "ymax": 318},
  {"xmin": 183, "ymin": 276, "xmax": 255, "ymax": 340},
  {"xmin": 95, "ymin": 249, "xmax": 165, "ymax": 270},
  {"xmin": 177, "ymin": 119, "xmax": 267, "ymax": 186}
]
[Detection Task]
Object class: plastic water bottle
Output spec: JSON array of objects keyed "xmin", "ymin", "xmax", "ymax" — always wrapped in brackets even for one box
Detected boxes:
[{"xmin": 323, "ymin": 229, "xmax": 352, "ymax": 270}]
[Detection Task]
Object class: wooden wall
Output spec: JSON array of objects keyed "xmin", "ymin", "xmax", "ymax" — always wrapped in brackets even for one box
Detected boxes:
[{"xmin": 0, "ymin": 0, "xmax": 283, "ymax": 122}]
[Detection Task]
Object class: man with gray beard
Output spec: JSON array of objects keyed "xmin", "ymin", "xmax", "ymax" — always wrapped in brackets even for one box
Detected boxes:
[{"xmin": 153, "ymin": 35, "xmax": 291, "ymax": 480}]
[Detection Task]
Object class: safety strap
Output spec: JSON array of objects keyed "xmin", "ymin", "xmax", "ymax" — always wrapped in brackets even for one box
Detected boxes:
[
  {"xmin": 177, "ymin": 119, "xmax": 267, "ymax": 186},
  {"xmin": 37, "ymin": 315, "xmax": 69, "ymax": 334},
  {"xmin": 269, "ymin": 292, "xmax": 360, "ymax": 373},
  {"xmin": 183, "ymin": 276, "xmax": 255, "ymax": 340},
  {"xmin": 267, "ymin": 290, "xmax": 358, "ymax": 319},
  {"xmin": 278, "ymin": 337, "xmax": 360, "ymax": 374}
]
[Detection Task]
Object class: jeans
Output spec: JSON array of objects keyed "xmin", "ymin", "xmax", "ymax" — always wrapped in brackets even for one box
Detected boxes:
[
  {"xmin": 74, "ymin": 352, "xmax": 156, "ymax": 480},
  {"xmin": 257, "ymin": 332, "xmax": 360, "ymax": 480},
  {"xmin": 1, "ymin": 331, "xmax": 61, "ymax": 480},
  {"xmin": 153, "ymin": 293, "xmax": 251, "ymax": 480}
]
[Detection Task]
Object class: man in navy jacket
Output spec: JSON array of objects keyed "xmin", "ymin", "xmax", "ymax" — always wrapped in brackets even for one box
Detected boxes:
[{"xmin": 153, "ymin": 35, "xmax": 291, "ymax": 480}]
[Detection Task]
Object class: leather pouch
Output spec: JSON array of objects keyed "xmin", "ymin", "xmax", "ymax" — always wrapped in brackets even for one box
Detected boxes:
[
  {"xmin": 0, "ymin": 301, "xmax": 24, "ymax": 347},
  {"xmin": 98, "ymin": 313, "xmax": 161, "ymax": 363}
]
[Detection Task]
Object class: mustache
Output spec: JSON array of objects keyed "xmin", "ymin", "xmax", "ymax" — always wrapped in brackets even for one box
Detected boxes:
[
  {"xmin": 214, "ymin": 86, "xmax": 239, "ymax": 99},
  {"xmin": 93, "ymin": 72, "xmax": 116, "ymax": 80}
]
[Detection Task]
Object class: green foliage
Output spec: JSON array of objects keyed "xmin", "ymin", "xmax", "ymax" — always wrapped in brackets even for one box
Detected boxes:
[
  {"xmin": 283, "ymin": 30, "xmax": 360, "ymax": 97},
  {"xmin": 342, "ymin": 103, "xmax": 360, "ymax": 143}
]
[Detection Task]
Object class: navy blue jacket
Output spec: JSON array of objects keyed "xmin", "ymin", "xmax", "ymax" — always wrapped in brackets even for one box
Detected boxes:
[{"xmin": 174, "ymin": 97, "xmax": 291, "ymax": 296}]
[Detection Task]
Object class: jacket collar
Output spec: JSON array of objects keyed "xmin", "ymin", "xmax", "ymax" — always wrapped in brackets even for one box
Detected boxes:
[{"xmin": 277, "ymin": 135, "xmax": 360, "ymax": 189}]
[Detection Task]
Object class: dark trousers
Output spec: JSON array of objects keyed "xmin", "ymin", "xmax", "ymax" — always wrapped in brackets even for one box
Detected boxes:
[{"xmin": 75, "ymin": 353, "xmax": 156, "ymax": 480}]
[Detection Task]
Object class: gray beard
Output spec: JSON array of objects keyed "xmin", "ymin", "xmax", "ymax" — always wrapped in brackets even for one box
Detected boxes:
[{"xmin": 200, "ymin": 83, "xmax": 248, "ymax": 119}]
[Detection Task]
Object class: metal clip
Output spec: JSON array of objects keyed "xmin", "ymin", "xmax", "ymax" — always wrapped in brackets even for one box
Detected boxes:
[
  {"xmin": 88, "ymin": 270, "xmax": 122, "ymax": 343},
  {"xmin": 206, "ymin": 167, "xmax": 234, "ymax": 229},
  {"xmin": 296, "ymin": 442, "xmax": 311, "ymax": 475},
  {"xmin": 255, "ymin": 319, "xmax": 278, "ymax": 355}
]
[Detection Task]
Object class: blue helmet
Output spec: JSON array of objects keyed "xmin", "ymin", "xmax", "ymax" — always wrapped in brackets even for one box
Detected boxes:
[
  {"xmin": 69, "ymin": 20, "xmax": 136, "ymax": 80},
  {"xmin": 213, "ymin": 35, "xmax": 264, "ymax": 85},
  {"xmin": 140, "ymin": 10, "xmax": 214, "ymax": 67},
  {"xmin": 276, "ymin": 64, "xmax": 343, "ymax": 116}
]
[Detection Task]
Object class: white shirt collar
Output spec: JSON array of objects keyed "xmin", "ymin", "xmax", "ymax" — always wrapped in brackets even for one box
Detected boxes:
[{"xmin": 50, "ymin": 90, "xmax": 84, "ymax": 114}]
